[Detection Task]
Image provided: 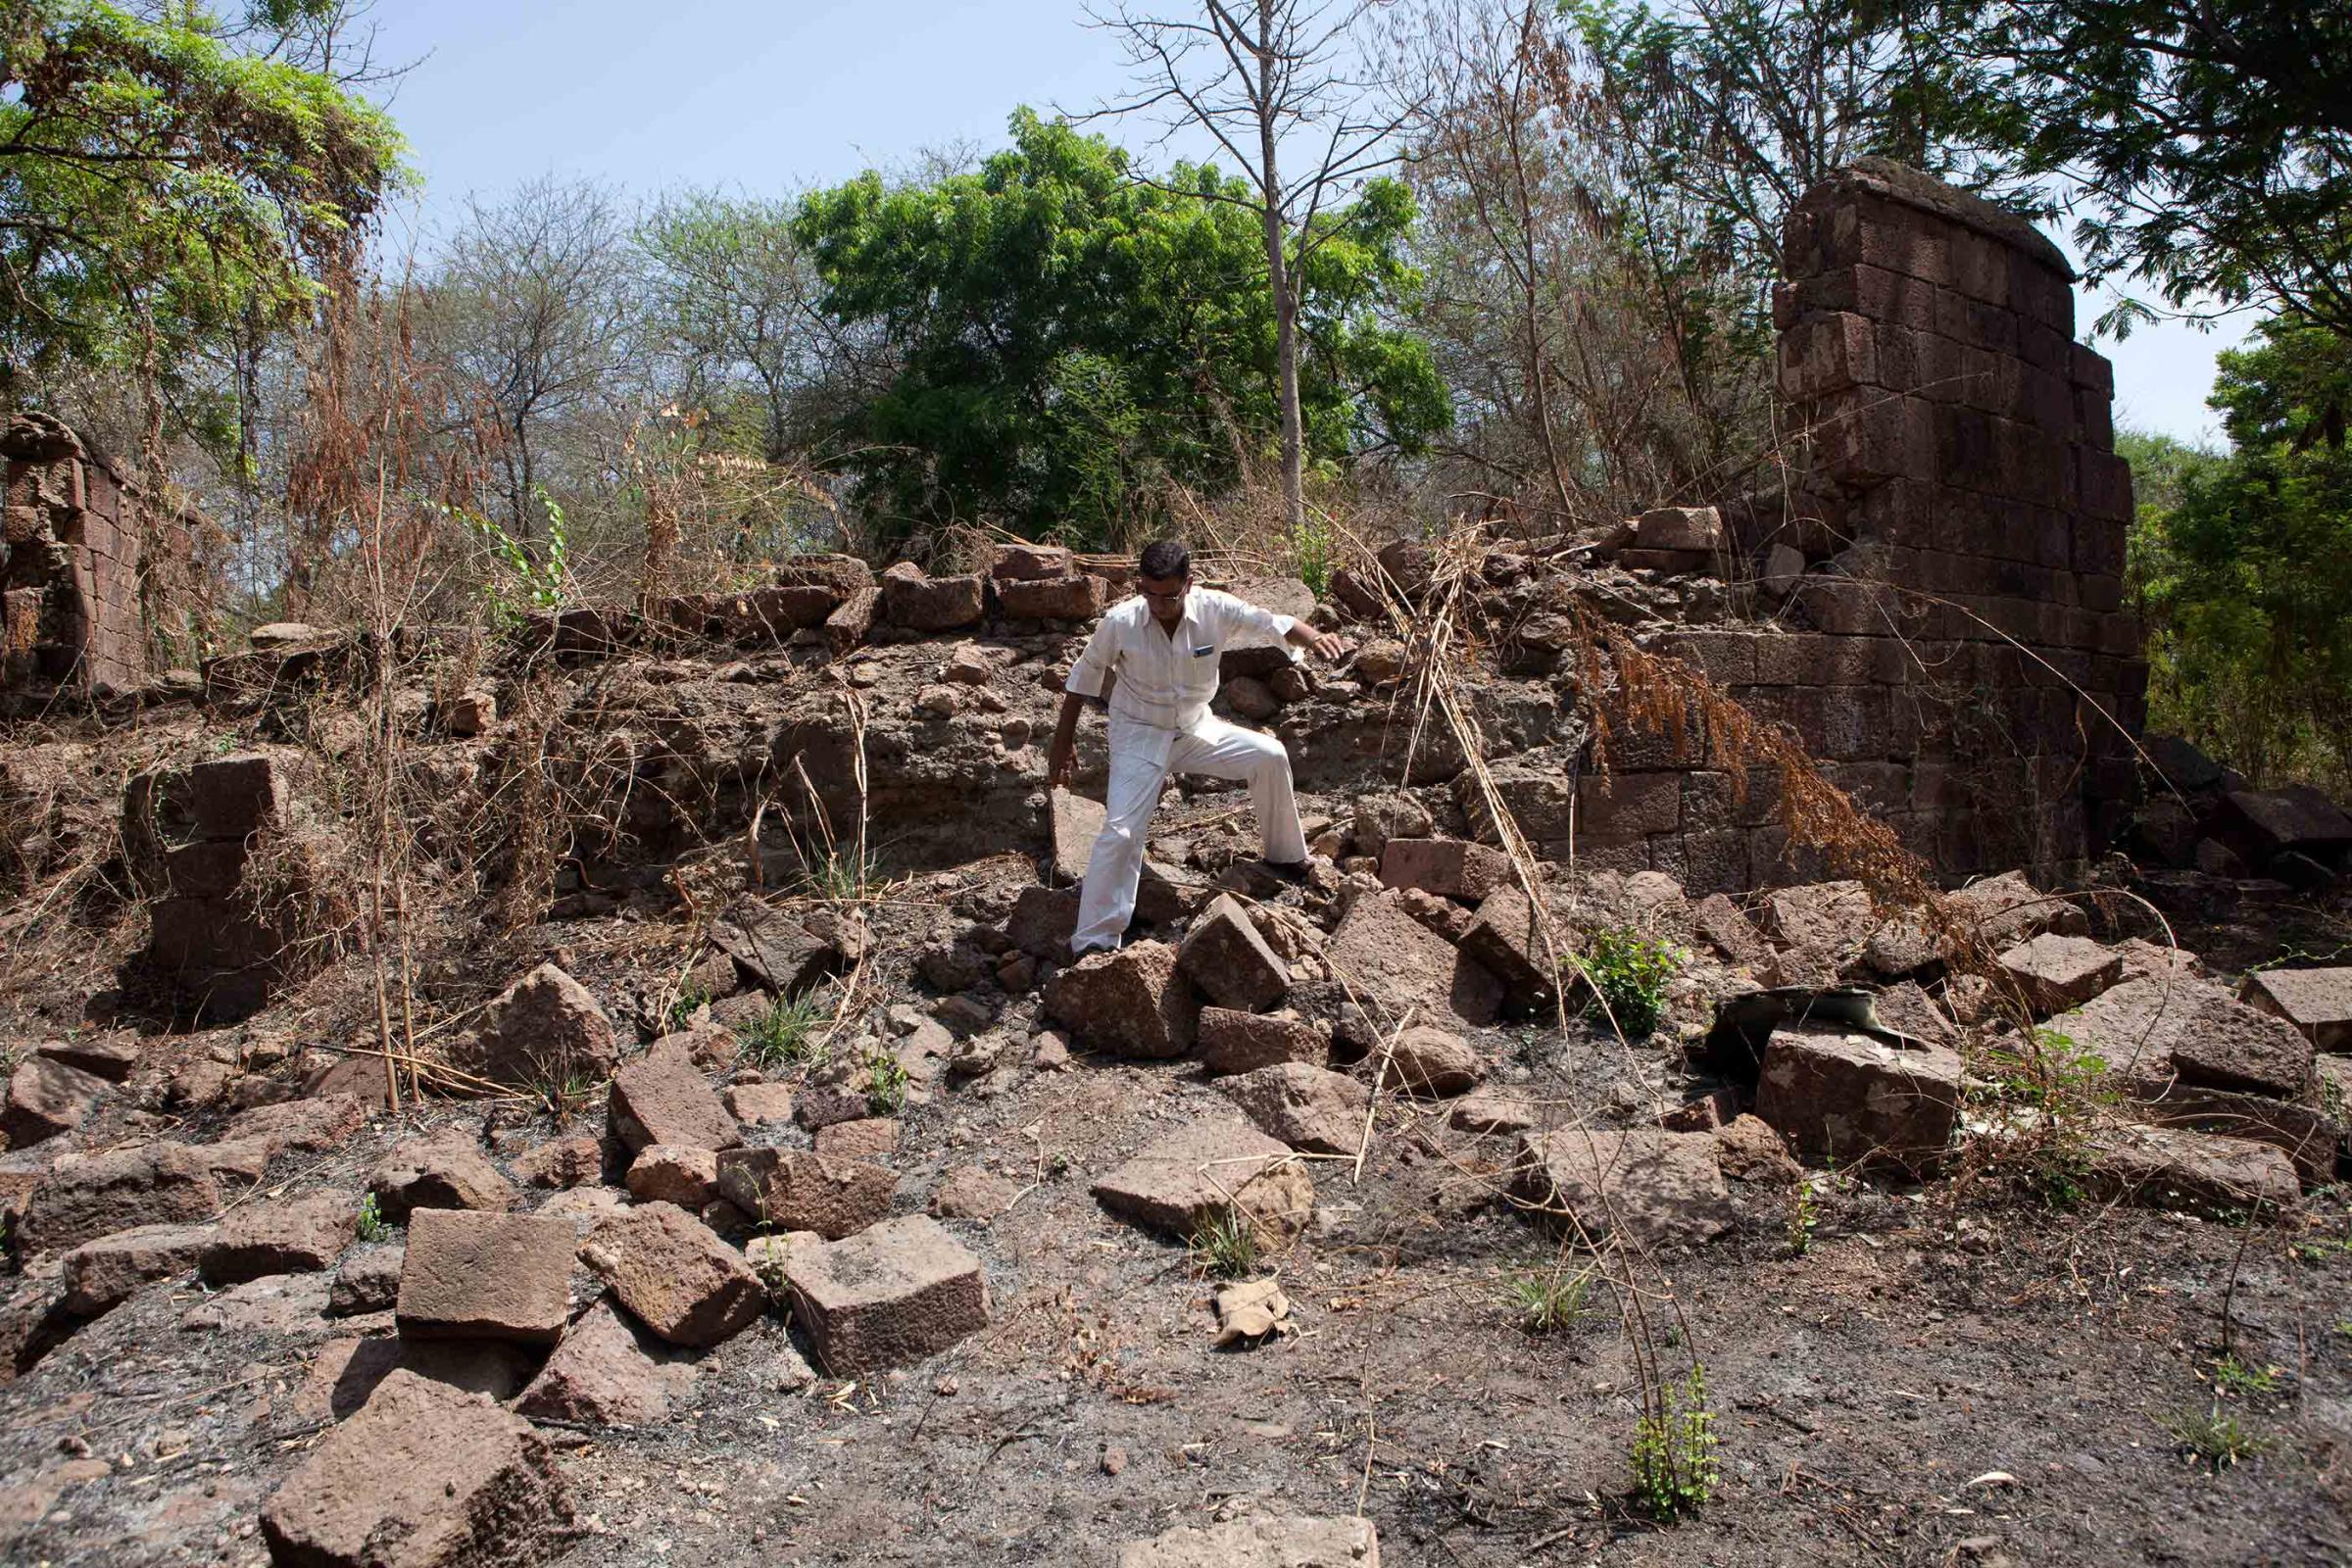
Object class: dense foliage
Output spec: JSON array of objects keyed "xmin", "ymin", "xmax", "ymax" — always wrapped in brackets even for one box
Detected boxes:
[
  {"xmin": 2129, "ymin": 322, "xmax": 2352, "ymax": 791},
  {"xmin": 0, "ymin": 0, "xmax": 404, "ymax": 440},
  {"xmin": 794, "ymin": 111, "xmax": 1446, "ymax": 548}
]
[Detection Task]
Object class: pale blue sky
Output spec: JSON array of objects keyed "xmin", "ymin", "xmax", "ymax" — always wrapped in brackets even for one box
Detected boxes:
[{"xmin": 361, "ymin": 0, "xmax": 2242, "ymax": 447}]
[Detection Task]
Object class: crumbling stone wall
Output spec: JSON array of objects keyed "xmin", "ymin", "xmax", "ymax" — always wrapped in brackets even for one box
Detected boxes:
[
  {"xmin": 1573, "ymin": 160, "xmax": 2145, "ymax": 888},
  {"xmin": 1, "ymin": 413, "xmax": 189, "ymax": 693}
]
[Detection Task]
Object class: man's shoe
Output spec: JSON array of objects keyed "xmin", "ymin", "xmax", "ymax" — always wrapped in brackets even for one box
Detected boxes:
[{"xmin": 1256, "ymin": 857, "xmax": 1315, "ymax": 887}]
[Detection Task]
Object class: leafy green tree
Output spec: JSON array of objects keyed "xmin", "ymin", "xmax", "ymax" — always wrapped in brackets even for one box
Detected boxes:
[
  {"xmin": 0, "ymin": 0, "xmax": 405, "ymax": 432},
  {"xmin": 2132, "ymin": 321, "xmax": 2352, "ymax": 789},
  {"xmin": 1938, "ymin": 0, "xmax": 2352, "ymax": 339},
  {"xmin": 795, "ymin": 110, "xmax": 1446, "ymax": 547}
]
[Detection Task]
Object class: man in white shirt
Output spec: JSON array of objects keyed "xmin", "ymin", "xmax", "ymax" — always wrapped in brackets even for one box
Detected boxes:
[{"xmin": 1047, "ymin": 539, "xmax": 1349, "ymax": 956}]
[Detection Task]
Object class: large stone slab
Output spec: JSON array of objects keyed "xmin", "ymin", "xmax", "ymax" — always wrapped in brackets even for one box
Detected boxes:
[
  {"xmin": 2240, "ymin": 967, "xmax": 2352, "ymax": 1052},
  {"xmin": 1216, "ymin": 1063, "xmax": 1370, "ymax": 1156},
  {"xmin": 1995, "ymin": 934, "xmax": 2123, "ymax": 1014},
  {"xmin": 458, "ymin": 962, "xmax": 618, "ymax": 1091},
  {"xmin": 514, "ymin": 1298, "xmax": 694, "ymax": 1427},
  {"xmin": 1457, "ymin": 887, "xmax": 1556, "ymax": 1006},
  {"xmin": 1044, "ymin": 942, "xmax": 1200, "ymax": 1057},
  {"xmin": 715, "ymin": 1148, "xmax": 894, "ymax": 1240},
  {"xmin": 368, "ymin": 1133, "xmax": 516, "ymax": 1219},
  {"xmin": 1050, "ymin": 787, "xmax": 1105, "ymax": 883},
  {"xmin": 61, "ymin": 1222, "xmax": 215, "ymax": 1313},
  {"xmin": 608, "ymin": 1053, "xmax": 740, "ymax": 1153},
  {"xmin": 579, "ymin": 1201, "xmax": 763, "ymax": 1348},
  {"xmin": 1091, "ymin": 1120, "xmax": 1310, "ymax": 1243},
  {"xmin": 1372, "ymin": 1025, "xmax": 1487, "ymax": 1097},
  {"xmin": 1198, "ymin": 1008, "xmax": 1329, "ymax": 1076},
  {"xmin": 880, "ymin": 563, "xmax": 985, "ymax": 631},
  {"xmin": 1940, "ymin": 870, "xmax": 2088, "ymax": 948},
  {"xmin": 199, "ymin": 1189, "xmax": 357, "ymax": 1287},
  {"xmin": 2, "ymin": 1055, "xmax": 108, "ymax": 1147},
  {"xmin": 1118, "ymin": 1515, "xmax": 1381, "ymax": 1568},
  {"xmin": 1755, "ymin": 1027, "xmax": 1962, "ymax": 1172},
  {"xmin": 781, "ymin": 1213, "xmax": 988, "ymax": 1373},
  {"xmin": 259, "ymin": 1368, "xmax": 574, "ymax": 1568},
  {"xmin": 1380, "ymin": 838, "xmax": 1512, "ymax": 904},
  {"xmin": 2084, "ymin": 1124, "xmax": 2301, "ymax": 1217},
  {"xmin": 1177, "ymin": 895, "xmax": 1291, "ymax": 1012},
  {"xmin": 394, "ymin": 1208, "xmax": 574, "ymax": 1345},
  {"xmin": 2061, "ymin": 976, "xmax": 2314, "ymax": 1099},
  {"xmin": 18, "ymin": 1142, "xmax": 221, "ymax": 1256},
  {"xmin": 1513, "ymin": 1129, "xmax": 1733, "ymax": 1249},
  {"xmin": 1328, "ymin": 890, "xmax": 1501, "ymax": 1027}
]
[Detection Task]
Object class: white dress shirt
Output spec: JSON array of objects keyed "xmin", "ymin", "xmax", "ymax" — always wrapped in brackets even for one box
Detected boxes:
[{"xmin": 1065, "ymin": 588, "xmax": 1297, "ymax": 764}]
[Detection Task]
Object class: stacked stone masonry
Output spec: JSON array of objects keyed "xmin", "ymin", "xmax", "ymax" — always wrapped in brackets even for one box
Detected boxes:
[
  {"xmin": 1, "ymin": 413, "xmax": 191, "ymax": 693},
  {"xmin": 1574, "ymin": 160, "xmax": 2144, "ymax": 888}
]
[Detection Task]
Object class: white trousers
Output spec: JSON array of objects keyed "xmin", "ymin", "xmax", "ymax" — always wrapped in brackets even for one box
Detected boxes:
[{"xmin": 1071, "ymin": 715, "xmax": 1308, "ymax": 955}]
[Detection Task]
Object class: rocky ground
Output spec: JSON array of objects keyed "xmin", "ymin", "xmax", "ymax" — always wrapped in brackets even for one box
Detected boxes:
[{"xmin": 4, "ymin": 546, "xmax": 2352, "ymax": 1566}]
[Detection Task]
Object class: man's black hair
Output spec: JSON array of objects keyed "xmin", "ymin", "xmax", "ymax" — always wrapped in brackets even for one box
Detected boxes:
[{"xmin": 1138, "ymin": 539, "xmax": 1191, "ymax": 581}]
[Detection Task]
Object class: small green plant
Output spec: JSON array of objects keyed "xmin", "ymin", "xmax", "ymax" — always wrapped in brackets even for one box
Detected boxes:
[
  {"xmin": 1788, "ymin": 1176, "xmax": 1821, "ymax": 1254},
  {"xmin": 798, "ymin": 845, "xmax": 881, "ymax": 904},
  {"xmin": 449, "ymin": 485, "xmax": 570, "ymax": 626},
  {"xmin": 1972, "ymin": 1026, "xmax": 2112, "ymax": 1118},
  {"xmin": 2291, "ymin": 1231, "xmax": 2352, "ymax": 1262},
  {"xmin": 1569, "ymin": 928, "xmax": 1687, "ymax": 1039},
  {"xmin": 1290, "ymin": 512, "xmax": 1338, "ymax": 599},
  {"xmin": 1630, "ymin": 1362, "xmax": 1720, "ymax": 1521},
  {"xmin": 2164, "ymin": 1404, "xmax": 2274, "ymax": 1471},
  {"xmin": 1190, "ymin": 1208, "xmax": 1261, "ymax": 1279},
  {"xmin": 530, "ymin": 1066, "xmax": 600, "ymax": 1120},
  {"xmin": 1505, "ymin": 1265, "xmax": 1592, "ymax": 1334},
  {"xmin": 666, "ymin": 982, "xmax": 711, "ymax": 1033},
  {"xmin": 355, "ymin": 1193, "xmax": 387, "ymax": 1245},
  {"xmin": 2210, "ymin": 1354, "xmax": 2279, "ymax": 1397},
  {"xmin": 739, "ymin": 995, "xmax": 828, "ymax": 1071},
  {"xmin": 2022, "ymin": 1143, "xmax": 2096, "ymax": 1210},
  {"xmin": 863, "ymin": 1046, "xmax": 911, "ymax": 1117}
]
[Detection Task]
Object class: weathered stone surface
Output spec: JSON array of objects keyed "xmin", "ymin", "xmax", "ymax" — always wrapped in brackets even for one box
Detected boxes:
[
  {"xmin": 259, "ymin": 1368, "xmax": 574, "ymax": 1568},
  {"xmin": 460, "ymin": 962, "xmax": 618, "ymax": 1090},
  {"xmin": 1870, "ymin": 979, "xmax": 1958, "ymax": 1049},
  {"xmin": 1758, "ymin": 880, "xmax": 1876, "ymax": 951},
  {"xmin": 395, "ymin": 1208, "xmax": 574, "ymax": 1345},
  {"xmin": 608, "ymin": 1053, "xmax": 740, "ymax": 1154},
  {"xmin": 61, "ymin": 1222, "xmax": 215, "ymax": 1313},
  {"xmin": 1050, "ymin": 787, "xmax": 1106, "ymax": 883},
  {"xmin": 2083, "ymin": 1124, "xmax": 2301, "ymax": 1216},
  {"xmin": 1177, "ymin": 895, "xmax": 1291, "ymax": 1012},
  {"xmin": 1374, "ymin": 1025, "xmax": 1486, "ymax": 1097},
  {"xmin": 2218, "ymin": 786, "xmax": 2352, "ymax": 858},
  {"xmin": 2063, "ymin": 976, "xmax": 2315, "ymax": 1099},
  {"xmin": 2122, "ymin": 1082, "xmax": 2338, "ymax": 1187},
  {"xmin": 200, "ymin": 1189, "xmax": 357, "ymax": 1286},
  {"xmin": 1448, "ymin": 1089, "xmax": 1544, "ymax": 1137},
  {"xmin": 931, "ymin": 1165, "xmax": 1022, "ymax": 1221},
  {"xmin": 997, "ymin": 573, "xmax": 1108, "ymax": 621},
  {"xmin": 1514, "ymin": 1128, "xmax": 1734, "ymax": 1249},
  {"xmin": 512, "ymin": 1134, "xmax": 603, "ymax": 1190},
  {"xmin": 1636, "ymin": 505, "xmax": 1725, "ymax": 552},
  {"xmin": 514, "ymin": 1298, "xmax": 693, "ymax": 1427},
  {"xmin": 1996, "ymin": 933, "xmax": 2123, "ymax": 1014},
  {"xmin": 715, "ymin": 1148, "xmax": 895, "ymax": 1240},
  {"xmin": 221, "ymin": 1092, "xmax": 368, "ymax": 1155},
  {"xmin": 814, "ymin": 1117, "xmax": 901, "ymax": 1161},
  {"xmin": 781, "ymin": 1213, "xmax": 988, "ymax": 1373},
  {"xmin": 624, "ymin": 1145, "xmax": 720, "ymax": 1207},
  {"xmin": 34, "ymin": 1032, "xmax": 139, "ymax": 1082},
  {"xmin": 1198, "ymin": 1007, "xmax": 1329, "ymax": 1075},
  {"xmin": 1714, "ymin": 1114, "xmax": 1802, "ymax": 1184},
  {"xmin": 710, "ymin": 898, "xmax": 863, "ymax": 995},
  {"xmin": 368, "ymin": 1133, "xmax": 516, "ymax": 1219},
  {"xmin": 1658, "ymin": 1087, "xmax": 1740, "ymax": 1132},
  {"xmin": 1458, "ymin": 887, "xmax": 1558, "ymax": 1006},
  {"xmin": 723, "ymin": 1081, "xmax": 796, "ymax": 1126},
  {"xmin": 1352, "ymin": 794, "xmax": 1433, "ymax": 858},
  {"xmin": 1690, "ymin": 893, "xmax": 1771, "ymax": 965},
  {"xmin": 19, "ymin": 1142, "xmax": 222, "ymax": 1256},
  {"xmin": 328, "ymin": 1246, "xmax": 403, "ymax": 1315},
  {"xmin": 1755, "ymin": 1027, "xmax": 1962, "ymax": 1171},
  {"xmin": 1329, "ymin": 890, "xmax": 1502, "ymax": 1027},
  {"xmin": 1045, "ymin": 941, "xmax": 1200, "ymax": 1057},
  {"xmin": 2240, "ymin": 966, "xmax": 2352, "ymax": 1052},
  {"xmin": 1940, "ymin": 870, "xmax": 2088, "ymax": 948},
  {"xmin": 1217, "ymin": 1062, "xmax": 1370, "ymax": 1156},
  {"xmin": 2, "ymin": 1055, "xmax": 107, "ymax": 1147},
  {"xmin": 1117, "ymin": 1514, "xmax": 1381, "ymax": 1568},
  {"xmin": 1379, "ymin": 838, "xmax": 1512, "ymax": 904},
  {"xmin": 881, "ymin": 563, "xmax": 985, "ymax": 631},
  {"xmin": 1092, "ymin": 1120, "xmax": 1310, "ymax": 1243},
  {"xmin": 580, "ymin": 1200, "xmax": 763, "ymax": 1348}
]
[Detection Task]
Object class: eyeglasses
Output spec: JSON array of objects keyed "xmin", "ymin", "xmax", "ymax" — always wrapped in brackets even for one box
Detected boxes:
[{"xmin": 1139, "ymin": 584, "xmax": 1190, "ymax": 603}]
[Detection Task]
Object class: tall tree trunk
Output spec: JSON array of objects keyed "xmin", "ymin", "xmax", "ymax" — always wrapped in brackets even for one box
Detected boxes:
[{"xmin": 1256, "ymin": 11, "xmax": 1306, "ymax": 536}]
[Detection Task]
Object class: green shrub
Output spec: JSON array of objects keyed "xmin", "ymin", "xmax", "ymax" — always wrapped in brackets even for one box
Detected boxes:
[
  {"xmin": 1631, "ymin": 1362, "xmax": 1720, "ymax": 1520},
  {"xmin": 1570, "ymin": 928, "xmax": 1686, "ymax": 1038},
  {"xmin": 355, "ymin": 1193, "xmax": 387, "ymax": 1245}
]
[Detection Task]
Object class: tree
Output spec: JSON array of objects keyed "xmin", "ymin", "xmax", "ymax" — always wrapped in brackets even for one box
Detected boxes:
[
  {"xmin": 417, "ymin": 176, "xmax": 634, "ymax": 550},
  {"xmin": 795, "ymin": 110, "xmax": 1444, "ymax": 547},
  {"xmin": 1938, "ymin": 0, "xmax": 2352, "ymax": 339},
  {"xmin": 1084, "ymin": 0, "xmax": 1419, "ymax": 536},
  {"xmin": 2131, "ymin": 321, "xmax": 2352, "ymax": 789},
  {"xmin": 0, "ymin": 0, "xmax": 404, "ymax": 438}
]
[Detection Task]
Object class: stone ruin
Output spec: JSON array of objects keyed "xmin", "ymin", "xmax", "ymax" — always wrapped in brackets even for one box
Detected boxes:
[{"xmin": 0, "ymin": 414, "xmax": 193, "ymax": 695}]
